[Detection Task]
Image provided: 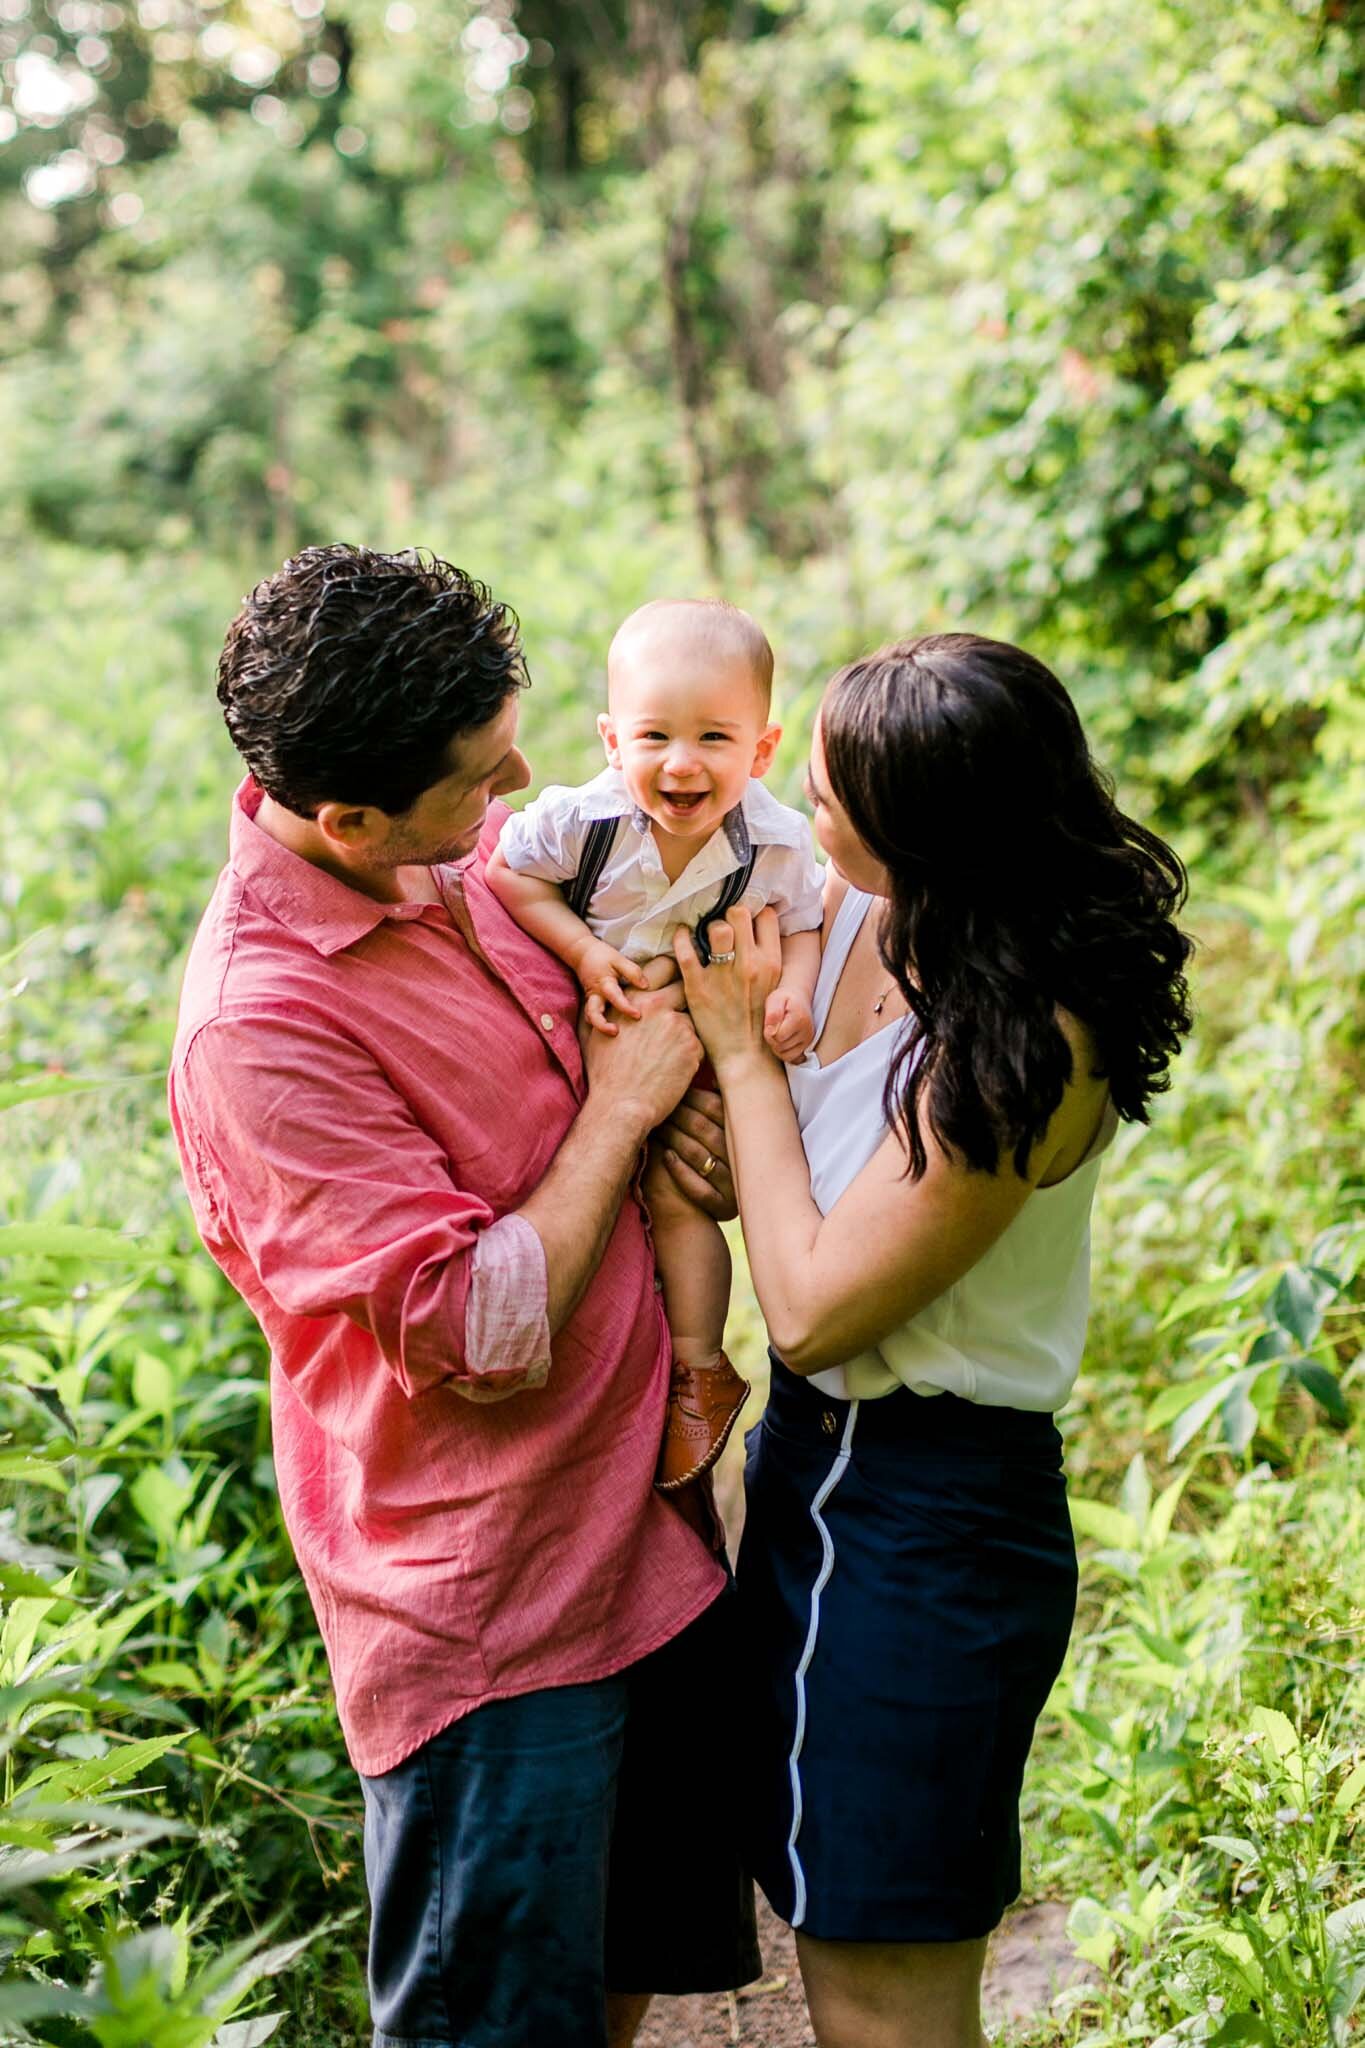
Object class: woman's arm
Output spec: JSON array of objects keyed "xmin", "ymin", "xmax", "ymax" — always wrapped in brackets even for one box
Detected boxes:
[
  {"xmin": 704, "ymin": 1044, "xmax": 1035, "ymax": 1374},
  {"xmin": 677, "ymin": 906, "xmax": 1091, "ymax": 1376}
]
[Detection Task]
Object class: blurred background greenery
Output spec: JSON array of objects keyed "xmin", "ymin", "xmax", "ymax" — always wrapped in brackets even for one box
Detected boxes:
[{"xmin": 1, "ymin": 2, "xmax": 1363, "ymax": 2043}]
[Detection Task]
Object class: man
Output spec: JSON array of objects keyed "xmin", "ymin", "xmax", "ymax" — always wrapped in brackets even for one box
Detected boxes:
[{"xmin": 169, "ymin": 544, "xmax": 760, "ymax": 2048}]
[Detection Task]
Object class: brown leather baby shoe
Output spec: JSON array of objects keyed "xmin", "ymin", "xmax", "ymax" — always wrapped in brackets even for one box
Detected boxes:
[{"xmin": 655, "ymin": 1352, "xmax": 749, "ymax": 1494}]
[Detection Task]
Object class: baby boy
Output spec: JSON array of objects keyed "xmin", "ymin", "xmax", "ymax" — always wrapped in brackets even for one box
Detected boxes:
[{"xmin": 487, "ymin": 598, "xmax": 823, "ymax": 1491}]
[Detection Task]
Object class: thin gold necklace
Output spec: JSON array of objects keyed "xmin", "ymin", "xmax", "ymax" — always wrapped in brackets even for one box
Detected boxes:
[{"xmin": 872, "ymin": 983, "xmax": 897, "ymax": 1015}]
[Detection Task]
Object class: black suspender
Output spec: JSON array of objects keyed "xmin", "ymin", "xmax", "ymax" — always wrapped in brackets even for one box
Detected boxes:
[
  {"xmin": 694, "ymin": 849, "xmax": 758, "ymax": 965},
  {"xmin": 564, "ymin": 811, "xmax": 757, "ymax": 964},
  {"xmin": 565, "ymin": 815, "xmax": 625, "ymax": 920}
]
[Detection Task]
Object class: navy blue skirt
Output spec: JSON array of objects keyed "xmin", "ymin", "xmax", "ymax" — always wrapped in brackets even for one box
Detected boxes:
[{"xmin": 736, "ymin": 1360, "xmax": 1077, "ymax": 1943}]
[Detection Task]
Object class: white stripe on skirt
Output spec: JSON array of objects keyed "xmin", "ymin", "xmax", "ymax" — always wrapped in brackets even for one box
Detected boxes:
[{"xmin": 785, "ymin": 1400, "xmax": 859, "ymax": 1928}]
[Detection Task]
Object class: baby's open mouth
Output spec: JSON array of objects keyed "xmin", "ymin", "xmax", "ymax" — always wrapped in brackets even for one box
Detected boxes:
[{"xmin": 660, "ymin": 791, "xmax": 707, "ymax": 812}]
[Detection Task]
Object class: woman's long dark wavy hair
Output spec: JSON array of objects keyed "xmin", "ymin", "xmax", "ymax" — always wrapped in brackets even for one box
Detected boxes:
[{"xmin": 820, "ymin": 633, "xmax": 1193, "ymax": 1180}]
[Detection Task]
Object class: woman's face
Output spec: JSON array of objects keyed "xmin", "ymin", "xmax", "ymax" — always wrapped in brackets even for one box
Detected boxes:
[{"xmin": 805, "ymin": 714, "xmax": 892, "ymax": 897}]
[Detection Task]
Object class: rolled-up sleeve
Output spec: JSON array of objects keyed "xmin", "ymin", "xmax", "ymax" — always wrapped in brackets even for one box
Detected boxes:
[
  {"xmin": 175, "ymin": 1010, "xmax": 551, "ymax": 1402},
  {"xmin": 464, "ymin": 1212, "xmax": 551, "ymax": 1399},
  {"xmin": 496, "ymin": 787, "xmax": 588, "ymax": 884}
]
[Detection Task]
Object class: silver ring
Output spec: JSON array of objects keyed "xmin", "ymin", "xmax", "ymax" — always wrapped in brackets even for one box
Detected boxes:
[
  {"xmin": 709, "ymin": 949, "xmax": 736, "ymax": 965},
  {"xmin": 699, "ymin": 1152, "xmax": 717, "ymax": 1179}
]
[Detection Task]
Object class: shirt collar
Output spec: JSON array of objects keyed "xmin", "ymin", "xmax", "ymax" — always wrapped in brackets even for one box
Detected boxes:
[
  {"xmin": 581, "ymin": 767, "xmax": 807, "ymax": 853},
  {"xmin": 228, "ymin": 778, "xmax": 439, "ymax": 957}
]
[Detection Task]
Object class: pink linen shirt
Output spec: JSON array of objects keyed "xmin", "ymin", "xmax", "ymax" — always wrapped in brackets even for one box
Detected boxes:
[{"xmin": 169, "ymin": 779, "xmax": 725, "ymax": 1776}]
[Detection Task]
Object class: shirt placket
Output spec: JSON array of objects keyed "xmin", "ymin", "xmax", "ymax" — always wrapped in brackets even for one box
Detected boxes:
[
  {"xmin": 450, "ymin": 871, "xmax": 584, "ymax": 1094},
  {"xmin": 633, "ymin": 828, "xmax": 740, "ymax": 957}
]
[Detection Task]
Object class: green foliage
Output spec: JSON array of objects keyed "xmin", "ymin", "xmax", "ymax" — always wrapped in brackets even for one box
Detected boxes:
[{"xmin": 2, "ymin": 0, "xmax": 1363, "ymax": 2040}]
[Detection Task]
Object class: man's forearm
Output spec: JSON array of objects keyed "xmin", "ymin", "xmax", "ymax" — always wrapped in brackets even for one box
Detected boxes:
[{"xmin": 516, "ymin": 1096, "xmax": 652, "ymax": 1332}]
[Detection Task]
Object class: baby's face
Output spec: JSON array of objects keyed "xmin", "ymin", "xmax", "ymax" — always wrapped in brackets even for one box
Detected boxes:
[{"xmin": 599, "ymin": 636, "xmax": 779, "ymax": 845}]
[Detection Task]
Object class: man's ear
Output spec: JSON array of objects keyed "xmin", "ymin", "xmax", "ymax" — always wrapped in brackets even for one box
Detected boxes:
[
  {"xmin": 748, "ymin": 721, "xmax": 782, "ymax": 781},
  {"xmin": 597, "ymin": 711, "xmax": 622, "ymax": 768},
  {"xmin": 314, "ymin": 800, "xmax": 391, "ymax": 854}
]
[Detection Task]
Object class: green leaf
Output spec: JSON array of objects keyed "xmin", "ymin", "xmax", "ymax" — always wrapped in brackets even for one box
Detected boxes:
[
  {"xmin": 1147, "ymin": 1468, "xmax": 1192, "ymax": 1549},
  {"xmin": 1207, "ymin": 2019, "xmax": 1275, "ymax": 2046},
  {"xmin": 1148, "ymin": 1374, "xmax": 1225, "ymax": 1430},
  {"xmin": 1069, "ymin": 1499, "xmax": 1138, "ymax": 1548},
  {"xmin": 0, "ymin": 1223, "xmax": 153, "ymax": 1262},
  {"xmin": 1170, "ymin": 1375, "xmax": 1244, "ymax": 1457},
  {"xmin": 1290, "ymin": 1359, "xmax": 1349, "ymax": 1424},
  {"xmin": 14, "ymin": 1733, "xmax": 183, "ymax": 1805},
  {"xmin": 1131, "ymin": 1625, "xmax": 1190, "ymax": 1669},
  {"xmin": 0, "ymin": 1562, "xmax": 67, "ymax": 1599},
  {"xmin": 212, "ymin": 2020, "xmax": 283, "ymax": 2048},
  {"xmin": 0, "ymin": 1074, "xmax": 124, "ymax": 1112},
  {"xmin": 139, "ymin": 1661, "xmax": 204, "ymax": 1691},
  {"xmin": 1249, "ymin": 1706, "xmax": 1299, "ymax": 1760},
  {"xmin": 1327, "ymin": 1897, "xmax": 1365, "ymax": 1948},
  {"xmin": 1204, "ymin": 1834, "xmax": 1261, "ymax": 1862},
  {"xmin": 0, "ymin": 1453, "xmax": 67, "ymax": 1492},
  {"xmin": 1334, "ymin": 1761, "xmax": 1365, "ymax": 1814},
  {"xmin": 131, "ymin": 1350, "xmax": 176, "ymax": 1416},
  {"xmin": 1120, "ymin": 1453, "xmax": 1151, "ymax": 1532},
  {"xmin": 1269, "ymin": 1264, "xmax": 1335, "ymax": 1347}
]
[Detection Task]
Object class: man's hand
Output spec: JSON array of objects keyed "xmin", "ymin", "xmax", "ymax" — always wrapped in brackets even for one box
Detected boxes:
[
  {"xmin": 659, "ymin": 1086, "xmax": 737, "ymax": 1219},
  {"xmin": 764, "ymin": 987, "xmax": 816, "ymax": 1064},
  {"xmin": 582, "ymin": 982, "xmax": 701, "ymax": 1136},
  {"xmin": 574, "ymin": 938, "xmax": 651, "ymax": 1036}
]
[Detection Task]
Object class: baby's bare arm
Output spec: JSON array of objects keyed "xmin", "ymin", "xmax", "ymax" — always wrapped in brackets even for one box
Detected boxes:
[
  {"xmin": 764, "ymin": 927, "xmax": 822, "ymax": 1063},
  {"xmin": 486, "ymin": 846, "xmax": 598, "ymax": 970},
  {"xmin": 776, "ymin": 928, "xmax": 821, "ymax": 1006},
  {"xmin": 486, "ymin": 847, "xmax": 649, "ymax": 1033}
]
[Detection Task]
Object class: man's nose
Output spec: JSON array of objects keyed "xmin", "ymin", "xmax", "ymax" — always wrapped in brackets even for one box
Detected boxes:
[{"xmin": 498, "ymin": 748, "xmax": 532, "ymax": 795}]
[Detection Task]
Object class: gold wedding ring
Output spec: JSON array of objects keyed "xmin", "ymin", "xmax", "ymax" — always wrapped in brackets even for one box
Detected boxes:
[{"xmin": 699, "ymin": 1152, "xmax": 718, "ymax": 1179}]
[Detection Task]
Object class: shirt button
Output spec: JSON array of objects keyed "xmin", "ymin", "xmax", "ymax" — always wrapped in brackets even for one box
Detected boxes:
[
  {"xmin": 821, "ymin": 1408, "xmax": 839, "ymax": 1437},
  {"xmin": 539, "ymin": 1013, "xmax": 555, "ymax": 1032}
]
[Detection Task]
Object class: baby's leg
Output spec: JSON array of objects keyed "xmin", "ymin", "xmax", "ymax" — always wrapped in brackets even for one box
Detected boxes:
[
  {"xmin": 641, "ymin": 1144, "xmax": 730, "ymax": 1369},
  {"xmin": 642, "ymin": 1144, "xmax": 747, "ymax": 1494}
]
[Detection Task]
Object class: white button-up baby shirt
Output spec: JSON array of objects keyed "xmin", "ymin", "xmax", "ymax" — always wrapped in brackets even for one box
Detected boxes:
[{"xmin": 497, "ymin": 768, "xmax": 824, "ymax": 964}]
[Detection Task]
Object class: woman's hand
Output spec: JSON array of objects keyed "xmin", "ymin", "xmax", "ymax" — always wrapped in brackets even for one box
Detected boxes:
[{"xmin": 674, "ymin": 906, "xmax": 783, "ymax": 1078}]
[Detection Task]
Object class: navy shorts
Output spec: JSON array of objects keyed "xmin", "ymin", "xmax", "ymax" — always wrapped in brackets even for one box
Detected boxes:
[
  {"xmin": 358, "ymin": 1589, "xmax": 760, "ymax": 2048},
  {"xmin": 738, "ymin": 1360, "xmax": 1078, "ymax": 1944}
]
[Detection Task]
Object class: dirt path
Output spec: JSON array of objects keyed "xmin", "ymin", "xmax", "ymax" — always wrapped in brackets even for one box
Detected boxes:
[{"xmin": 637, "ymin": 1895, "xmax": 1096, "ymax": 2046}]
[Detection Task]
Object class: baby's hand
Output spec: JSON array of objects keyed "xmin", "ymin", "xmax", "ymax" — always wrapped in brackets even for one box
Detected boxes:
[
  {"xmin": 764, "ymin": 987, "xmax": 815, "ymax": 1064},
  {"xmin": 576, "ymin": 939, "xmax": 650, "ymax": 1037}
]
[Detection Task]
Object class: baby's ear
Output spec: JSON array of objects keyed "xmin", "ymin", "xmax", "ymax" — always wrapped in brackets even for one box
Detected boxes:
[
  {"xmin": 749, "ymin": 721, "xmax": 782, "ymax": 780},
  {"xmin": 597, "ymin": 711, "xmax": 621, "ymax": 766}
]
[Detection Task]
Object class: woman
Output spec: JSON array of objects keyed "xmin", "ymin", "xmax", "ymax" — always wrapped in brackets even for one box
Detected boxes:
[{"xmin": 674, "ymin": 633, "xmax": 1192, "ymax": 2048}]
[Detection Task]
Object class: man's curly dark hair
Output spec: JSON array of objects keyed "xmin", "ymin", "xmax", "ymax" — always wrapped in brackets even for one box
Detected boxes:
[{"xmin": 217, "ymin": 544, "xmax": 529, "ymax": 818}]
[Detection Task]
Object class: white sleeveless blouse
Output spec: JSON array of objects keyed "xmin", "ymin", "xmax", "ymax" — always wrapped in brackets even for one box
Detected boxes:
[{"xmin": 786, "ymin": 887, "xmax": 1117, "ymax": 1410}]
